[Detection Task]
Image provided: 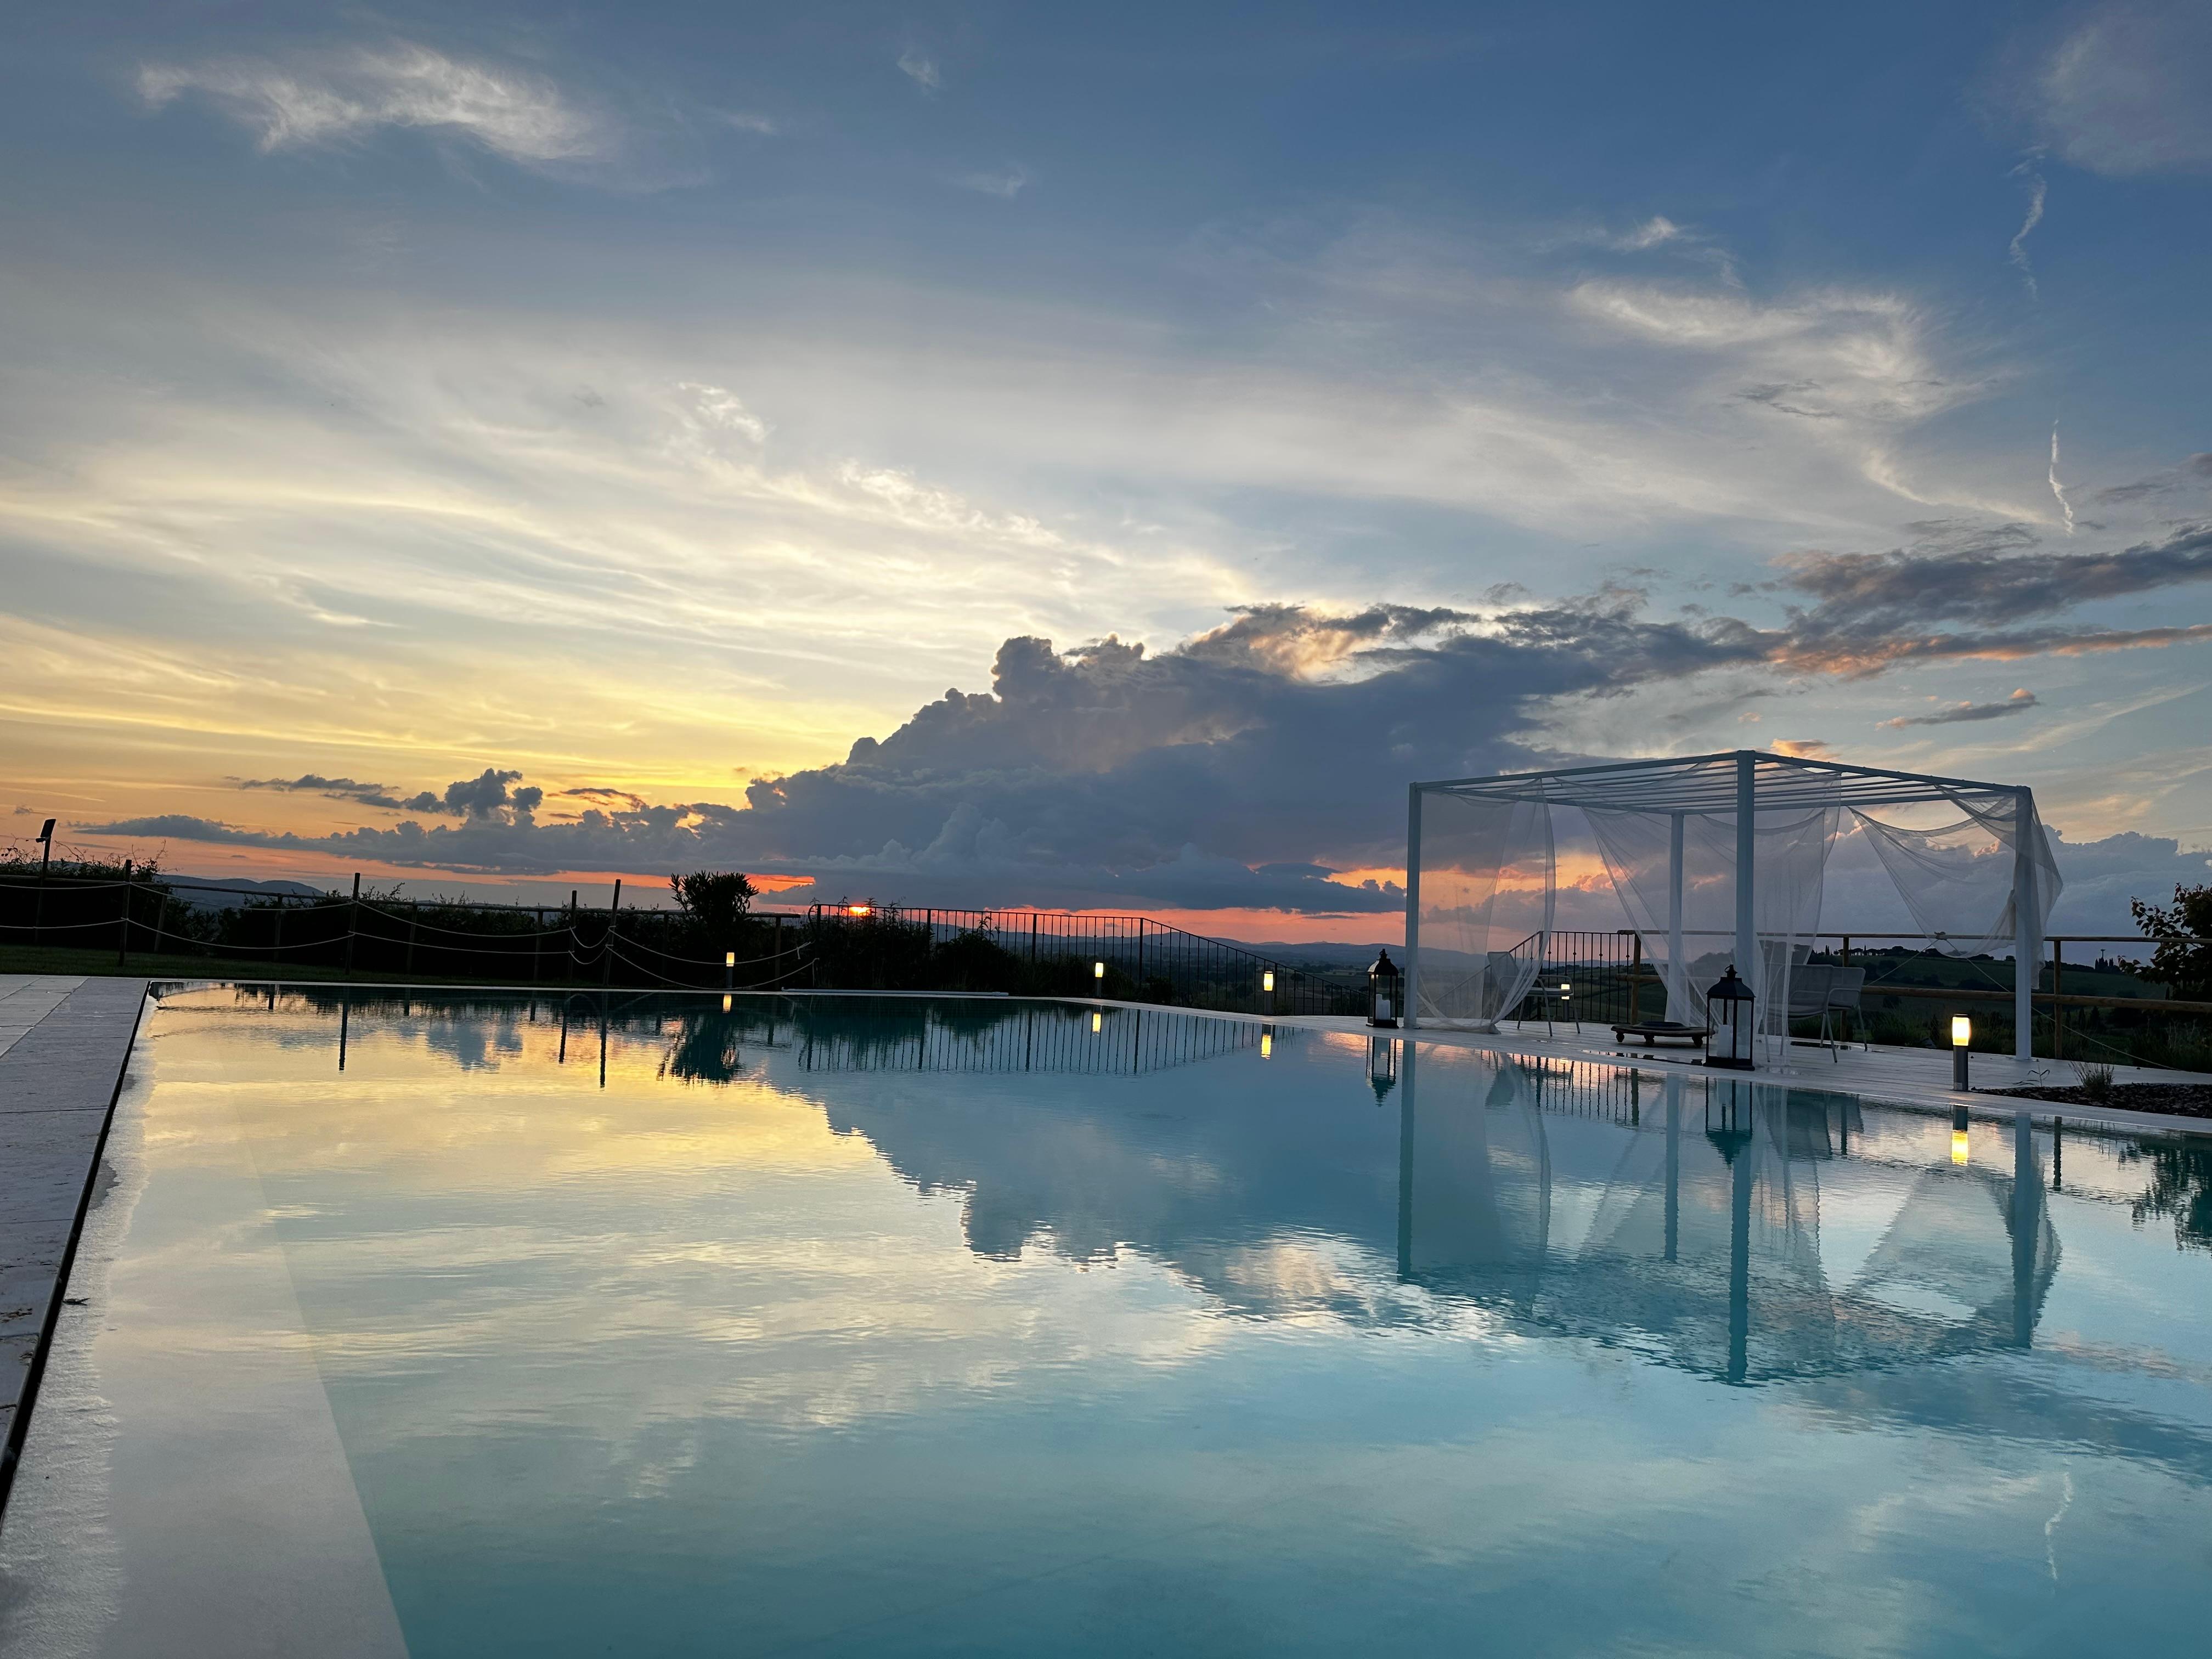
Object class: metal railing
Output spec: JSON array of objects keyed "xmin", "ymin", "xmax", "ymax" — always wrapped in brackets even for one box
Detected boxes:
[{"xmin": 799, "ymin": 902, "xmax": 1369, "ymax": 1017}]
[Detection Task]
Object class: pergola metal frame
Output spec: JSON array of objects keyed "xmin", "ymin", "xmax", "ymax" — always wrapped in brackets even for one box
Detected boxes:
[{"xmin": 1404, "ymin": 749, "xmax": 2046, "ymax": 1060}]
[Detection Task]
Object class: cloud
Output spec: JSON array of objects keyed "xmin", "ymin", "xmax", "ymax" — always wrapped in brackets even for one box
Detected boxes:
[
  {"xmin": 1769, "ymin": 738, "xmax": 1833, "ymax": 759},
  {"xmin": 85, "ymin": 602, "xmax": 1756, "ymax": 906},
  {"xmin": 237, "ymin": 767, "xmax": 540, "ymax": 821},
  {"xmin": 896, "ymin": 49, "xmax": 940, "ymax": 91},
  {"xmin": 1878, "ymin": 689, "xmax": 2040, "ymax": 729},
  {"xmin": 2008, "ymin": 159, "xmax": 2046, "ymax": 297},
  {"xmin": 2049, "ymin": 423, "xmax": 2074, "ymax": 534},
  {"xmin": 716, "ymin": 111, "xmax": 778, "ymax": 136},
  {"xmin": 951, "ymin": 165, "xmax": 1030, "ymax": 199},
  {"xmin": 1765, "ymin": 521, "xmax": 2212, "ymax": 672},
  {"xmin": 137, "ymin": 41, "xmax": 619, "ymax": 174},
  {"xmin": 1613, "ymin": 216, "xmax": 1685, "ymax": 251},
  {"xmin": 678, "ymin": 381, "xmax": 767, "ymax": 442},
  {"xmin": 2015, "ymin": 3, "xmax": 2212, "ymax": 176}
]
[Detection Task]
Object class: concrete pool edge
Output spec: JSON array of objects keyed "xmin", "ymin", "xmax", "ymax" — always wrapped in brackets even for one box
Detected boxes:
[{"xmin": 0, "ymin": 977, "xmax": 150, "ymax": 1520}]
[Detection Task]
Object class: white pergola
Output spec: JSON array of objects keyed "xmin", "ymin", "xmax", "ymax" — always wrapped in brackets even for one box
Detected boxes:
[{"xmin": 1404, "ymin": 749, "xmax": 2058, "ymax": 1062}]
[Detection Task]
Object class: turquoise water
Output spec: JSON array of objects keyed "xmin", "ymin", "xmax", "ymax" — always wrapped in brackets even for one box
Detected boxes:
[{"xmin": 9, "ymin": 988, "xmax": 2212, "ymax": 1656}]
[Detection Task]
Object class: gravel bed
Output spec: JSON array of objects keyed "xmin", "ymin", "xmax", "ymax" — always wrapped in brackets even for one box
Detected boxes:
[{"xmin": 1981, "ymin": 1082, "xmax": 2212, "ymax": 1120}]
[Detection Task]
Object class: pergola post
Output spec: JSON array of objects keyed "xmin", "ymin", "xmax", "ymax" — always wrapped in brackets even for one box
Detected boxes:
[
  {"xmin": 1667, "ymin": 811, "xmax": 1686, "ymax": 1022},
  {"xmin": 1734, "ymin": 752, "xmax": 1757, "ymax": 1035},
  {"xmin": 1403, "ymin": 783, "xmax": 1423, "ymax": 1030},
  {"xmin": 2013, "ymin": 787, "xmax": 2038, "ymax": 1063}
]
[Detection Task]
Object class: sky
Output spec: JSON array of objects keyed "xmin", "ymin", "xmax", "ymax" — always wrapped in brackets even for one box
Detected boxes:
[{"xmin": 2, "ymin": 1, "xmax": 2209, "ymax": 938}]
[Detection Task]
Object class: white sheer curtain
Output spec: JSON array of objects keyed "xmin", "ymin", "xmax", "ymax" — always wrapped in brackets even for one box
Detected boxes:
[
  {"xmin": 1414, "ymin": 791, "xmax": 1555, "ymax": 1029},
  {"xmin": 1589, "ymin": 802, "xmax": 1839, "ymax": 1043},
  {"xmin": 1852, "ymin": 791, "xmax": 2061, "ymax": 956}
]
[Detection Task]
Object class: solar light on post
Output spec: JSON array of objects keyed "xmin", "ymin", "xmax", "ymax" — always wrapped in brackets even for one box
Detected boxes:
[
  {"xmin": 1262, "ymin": 967, "xmax": 1275, "ymax": 1014},
  {"xmin": 32, "ymin": 817, "xmax": 54, "ymax": 945},
  {"xmin": 1951, "ymin": 1015, "xmax": 1972, "ymax": 1091},
  {"xmin": 1094, "ymin": 960, "xmax": 1105, "ymax": 993},
  {"xmin": 725, "ymin": 951, "xmax": 736, "ymax": 992}
]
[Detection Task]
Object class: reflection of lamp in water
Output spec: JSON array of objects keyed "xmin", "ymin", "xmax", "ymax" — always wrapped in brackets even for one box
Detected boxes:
[
  {"xmin": 1091, "ymin": 1010, "xmax": 1102, "ymax": 1033},
  {"xmin": 1367, "ymin": 1034, "xmax": 1397, "ymax": 1102},
  {"xmin": 1951, "ymin": 1014, "xmax": 1972, "ymax": 1091},
  {"xmin": 1951, "ymin": 1101, "xmax": 1971, "ymax": 1164},
  {"xmin": 722, "ymin": 994, "xmax": 732, "ymax": 1013},
  {"xmin": 1261, "ymin": 1023, "xmax": 1274, "ymax": 1059}
]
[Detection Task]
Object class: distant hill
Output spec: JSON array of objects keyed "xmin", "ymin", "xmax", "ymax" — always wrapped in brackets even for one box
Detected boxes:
[
  {"xmin": 167, "ymin": 874, "xmax": 331, "ymax": 907},
  {"xmin": 1238, "ymin": 940, "xmax": 1400, "ymax": 970}
]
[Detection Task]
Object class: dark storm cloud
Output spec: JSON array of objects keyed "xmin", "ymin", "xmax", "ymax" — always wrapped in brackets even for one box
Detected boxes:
[
  {"xmin": 80, "ymin": 539, "xmax": 2212, "ymax": 913},
  {"xmin": 88, "ymin": 602, "xmax": 1755, "ymax": 907}
]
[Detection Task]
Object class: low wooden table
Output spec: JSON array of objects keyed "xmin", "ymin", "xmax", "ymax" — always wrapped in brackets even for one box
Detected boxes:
[{"xmin": 1610, "ymin": 1022, "xmax": 1711, "ymax": 1048}]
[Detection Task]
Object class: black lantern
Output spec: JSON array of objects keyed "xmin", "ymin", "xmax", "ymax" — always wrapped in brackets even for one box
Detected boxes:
[
  {"xmin": 1704, "ymin": 964, "xmax": 1754, "ymax": 1070},
  {"xmin": 1367, "ymin": 949, "xmax": 1404, "ymax": 1028}
]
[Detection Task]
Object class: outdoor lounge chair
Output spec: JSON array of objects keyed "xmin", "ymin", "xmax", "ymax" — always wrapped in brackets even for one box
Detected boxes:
[{"xmin": 1786, "ymin": 964, "xmax": 1865, "ymax": 1059}]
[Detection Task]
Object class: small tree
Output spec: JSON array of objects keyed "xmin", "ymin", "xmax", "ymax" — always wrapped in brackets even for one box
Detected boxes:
[
  {"xmin": 669, "ymin": 870, "xmax": 757, "ymax": 942},
  {"xmin": 2131, "ymin": 882, "xmax": 2212, "ymax": 1000}
]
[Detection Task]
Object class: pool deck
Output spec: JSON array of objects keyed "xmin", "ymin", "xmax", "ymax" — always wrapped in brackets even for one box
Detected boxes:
[
  {"xmin": 0, "ymin": 974, "xmax": 149, "ymax": 1510},
  {"xmin": 1092, "ymin": 999, "xmax": 2212, "ymax": 1139}
]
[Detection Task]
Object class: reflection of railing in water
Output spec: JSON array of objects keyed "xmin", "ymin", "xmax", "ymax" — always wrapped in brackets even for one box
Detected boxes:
[
  {"xmin": 797, "ymin": 1002, "xmax": 1261, "ymax": 1076},
  {"xmin": 1513, "ymin": 1055, "xmax": 1658, "ymax": 1123}
]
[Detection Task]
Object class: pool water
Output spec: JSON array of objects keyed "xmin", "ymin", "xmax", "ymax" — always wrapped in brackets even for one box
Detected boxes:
[{"xmin": 6, "ymin": 988, "xmax": 2212, "ymax": 1656}]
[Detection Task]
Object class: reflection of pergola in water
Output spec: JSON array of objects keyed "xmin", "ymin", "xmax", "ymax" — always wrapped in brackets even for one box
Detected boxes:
[
  {"xmin": 1398, "ymin": 1054, "xmax": 2058, "ymax": 1384},
  {"xmin": 796, "ymin": 1002, "xmax": 1260, "ymax": 1076}
]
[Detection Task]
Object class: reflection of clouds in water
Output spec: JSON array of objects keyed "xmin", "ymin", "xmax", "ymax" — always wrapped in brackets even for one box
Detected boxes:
[{"xmin": 142, "ymin": 996, "xmax": 2212, "ymax": 1466}]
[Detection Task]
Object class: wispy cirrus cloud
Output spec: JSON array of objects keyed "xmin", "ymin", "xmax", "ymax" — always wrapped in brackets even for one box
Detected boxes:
[
  {"xmin": 2007, "ymin": 156, "xmax": 2046, "ymax": 297},
  {"xmin": 1879, "ymin": 689, "xmax": 2040, "ymax": 729},
  {"xmin": 896, "ymin": 49, "xmax": 941, "ymax": 92},
  {"xmin": 2011, "ymin": 3, "xmax": 2212, "ymax": 177},
  {"xmin": 137, "ymin": 41, "xmax": 620, "ymax": 174},
  {"xmin": 951, "ymin": 164, "xmax": 1030, "ymax": 199}
]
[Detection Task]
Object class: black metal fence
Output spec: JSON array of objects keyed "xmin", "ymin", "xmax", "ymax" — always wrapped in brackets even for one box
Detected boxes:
[
  {"xmin": 798, "ymin": 902, "xmax": 1369, "ymax": 1017},
  {"xmin": 0, "ymin": 875, "xmax": 1371, "ymax": 1018}
]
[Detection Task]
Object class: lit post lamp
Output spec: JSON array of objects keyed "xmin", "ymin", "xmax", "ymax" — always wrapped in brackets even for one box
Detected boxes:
[
  {"xmin": 725, "ymin": 951, "xmax": 736, "ymax": 992},
  {"xmin": 1093, "ymin": 960, "xmax": 1106, "ymax": 996},
  {"xmin": 1366, "ymin": 949, "xmax": 1403, "ymax": 1029},
  {"xmin": 1704, "ymin": 965, "xmax": 1754, "ymax": 1070},
  {"xmin": 1262, "ymin": 967, "xmax": 1276, "ymax": 1015},
  {"xmin": 1951, "ymin": 1015, "xmax": 1972, "ymax": 1092}
]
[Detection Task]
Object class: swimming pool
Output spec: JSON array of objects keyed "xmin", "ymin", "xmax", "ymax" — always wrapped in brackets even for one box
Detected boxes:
[{"xmin": 5, "ymin": 987, "xmax": 2212, "ymax": 1656}]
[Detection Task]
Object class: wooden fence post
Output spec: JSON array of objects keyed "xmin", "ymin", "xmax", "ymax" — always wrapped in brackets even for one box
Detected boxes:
[
  {"xmin": 344, "ymin": 873, "xmax": 360, "ymax": 978},
  {"xmin": 116, "ymin": 860, "xmax": 133, "ymax": 967},
  {"xmin": 603, "ymin": 879, "xmax": 622, "ymax": 989}
]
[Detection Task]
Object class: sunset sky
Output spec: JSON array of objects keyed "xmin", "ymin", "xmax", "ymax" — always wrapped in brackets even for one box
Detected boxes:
[{"xmin": 4, "ymin": 1, "xmax": 2209, "ymax": 938}]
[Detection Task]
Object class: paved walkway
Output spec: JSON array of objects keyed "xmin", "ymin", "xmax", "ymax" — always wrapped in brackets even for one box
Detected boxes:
[{"xmin": 0, "ymin": 975, "xmax": 149, "ymax": 1509}]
